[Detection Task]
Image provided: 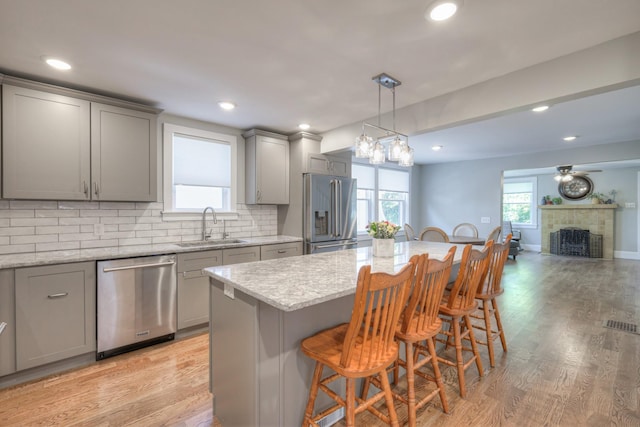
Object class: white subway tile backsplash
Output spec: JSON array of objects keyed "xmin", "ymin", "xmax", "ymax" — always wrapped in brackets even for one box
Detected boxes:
[
  {"xmin": 0, "ymin": 210, "xmax": 35, "ymax": 219},
  {"xmin": 0, "ymin": 200, "xmax": 278, "ymax": 255},
  {"xmin": 11, "ymin": 234, "xmax": 58, "ymax": 245},
  {"xmin": 0, "ymin": 227, "xmax": 35, "ymax": 236},
  {"xmin": 35, "ymin": 209, "xmax": 79, "ymax": 218},
  {"xmin": 81, "ymin": 239, "xmax": 119, "ymax": 249},
  {"xmin": 11, "ymin": 218, "xmax": 59, "ymax": 227},
  {"xmin": 36, "ymin": 241, "xmax": 80, "ymax": 252},
  {"xmin": 10, "ymin": 200, "xmax": 58, "ymax": 209},
  {"xmin": 0, "ymin": 244, "xmax": 34, "ymax": 254},
  {"xmin": 36, "ymin": 225, "xmax": 80, "ymax": 235}
]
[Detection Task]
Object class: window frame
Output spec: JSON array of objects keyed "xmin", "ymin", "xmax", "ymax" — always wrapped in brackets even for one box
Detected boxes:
[
  {"xmin": 352, "ymin": 159, "xmax": 411, "ymax": 238},
  {"xmin": 502, "ymin": 176, "xmax": 537, "ymax": 229},
  {"xmin": 162, "ymin": 123, "xmax": 239, "ymax": 220}
]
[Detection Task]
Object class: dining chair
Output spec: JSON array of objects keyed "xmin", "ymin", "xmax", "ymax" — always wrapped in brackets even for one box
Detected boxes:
[
  {"xmin": 471, "ymin": 234, "xmax": 511, "ymax": 367},
  {"xmin": 452, "ymin": 223, "xmax": 479, "ymax": 238},
  {"xmin": 485, "ymin": 226, "xmax": 502, "ymax": 244},
  {"xmin": 419, "ymin": 226, "xmax": 450, "ymax": 243},
  {"xmin": 404, "ymin": 223, "xmax": 417, "ymax": 241},
  {"xmin": 436, "ymin": 241, "xmax": 493, "ymax": 397},
  {"xmin": 300, "ymin": 261, "xmax": 415, "ymax": 427}
]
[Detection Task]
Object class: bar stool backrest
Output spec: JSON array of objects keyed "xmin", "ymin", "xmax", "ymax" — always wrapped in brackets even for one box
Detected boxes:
[
  {"xmin": 477, "ymin": 234, "xmax": 511, "ymax": 297},
  {"xmin": 445, "ymin": 242, "xmax": 493, "ymax": 311}
]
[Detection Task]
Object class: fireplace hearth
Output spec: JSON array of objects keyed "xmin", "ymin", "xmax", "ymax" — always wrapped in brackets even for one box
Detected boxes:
[{"xmin": 550, "ymin": 227, "xmax": 603, "ymax": 258}]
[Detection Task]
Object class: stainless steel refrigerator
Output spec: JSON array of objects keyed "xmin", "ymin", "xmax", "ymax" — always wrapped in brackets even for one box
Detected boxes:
[{"xmin": 303, "ymin": 173, "xmax": 357, "ymax": 254}]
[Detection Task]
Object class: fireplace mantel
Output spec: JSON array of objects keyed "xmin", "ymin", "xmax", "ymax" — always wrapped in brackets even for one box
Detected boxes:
[
  {"xmin": 539, "ymin": 204, "xmax": 618, "ymax": 210},
  {"xmin": 540, "ymin": 204, "xmax": 618, "ymax": 259}
]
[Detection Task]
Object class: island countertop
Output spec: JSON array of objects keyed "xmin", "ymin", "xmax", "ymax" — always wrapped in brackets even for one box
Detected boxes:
[{"xmin": 204, "ymin": 240, "xmax": 464, "ymax": 312}]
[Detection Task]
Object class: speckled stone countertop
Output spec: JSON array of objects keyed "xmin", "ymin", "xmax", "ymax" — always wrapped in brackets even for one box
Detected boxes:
[
  {"xmin": 0, "ymin": 235, "xmax": 302, "ymax": 269},
  {"xmin": 204, "ymin": 241, "xmax": 465, "ymax": 312}
]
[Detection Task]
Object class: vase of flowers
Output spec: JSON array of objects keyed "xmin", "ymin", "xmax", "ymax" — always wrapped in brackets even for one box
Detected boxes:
[{"xmin": 366, "ymin": 220, "xmax": 400, "ymax": 257}]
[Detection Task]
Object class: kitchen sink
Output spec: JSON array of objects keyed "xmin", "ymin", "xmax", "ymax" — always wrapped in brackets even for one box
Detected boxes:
[{"xmin": 176, "ymin": 239, "xmax": 246, "ymax": 248}]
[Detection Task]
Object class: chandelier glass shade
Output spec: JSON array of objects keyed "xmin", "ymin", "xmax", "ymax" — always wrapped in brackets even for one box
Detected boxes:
[{"xmin": 354, "ymin": 73, "xmax": 414, "ymax": 167}]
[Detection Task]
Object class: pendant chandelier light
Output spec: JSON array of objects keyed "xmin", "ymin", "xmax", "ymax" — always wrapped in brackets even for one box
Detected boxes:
[{"xmin": 354, "ymin": 73, "xmax": 414, "ymax": 167}]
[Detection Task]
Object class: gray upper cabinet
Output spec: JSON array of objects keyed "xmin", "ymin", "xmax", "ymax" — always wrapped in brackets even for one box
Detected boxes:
[
  {"xmin": 307, "ymin": 153, "xmax": 350, "ymax": 177},
  {"xmin": 91, "ymin": 103, "xmax": 157, "ymax": 201},
  {"xmin": 2, "ymin": 80, "xmax": 159, "ymax": 202},
  {"xmin": 2, "ymin": 85, "xmax": 91, "ymax": 200},
  {"xmin": 244, "ymin": 129, "xmax": 289, "ymax": 204}
]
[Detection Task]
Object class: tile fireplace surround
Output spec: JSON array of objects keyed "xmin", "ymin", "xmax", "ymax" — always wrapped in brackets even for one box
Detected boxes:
[{"xmin": 540, "ymin": 204, "xmax": 618, "ymax": 260}]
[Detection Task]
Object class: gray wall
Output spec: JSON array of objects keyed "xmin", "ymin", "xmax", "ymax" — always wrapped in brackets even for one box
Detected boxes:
[{"xmin": 416, "ymin": 140, "xmax": 640, "ymax": 256}]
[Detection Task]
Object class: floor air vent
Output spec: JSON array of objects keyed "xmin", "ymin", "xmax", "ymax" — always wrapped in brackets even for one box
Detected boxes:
[{"xmin": 603, "ymin": 319, "xmax": 639, "ymax": 335}]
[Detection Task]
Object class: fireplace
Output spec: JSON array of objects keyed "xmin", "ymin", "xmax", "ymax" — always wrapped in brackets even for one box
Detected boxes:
[
  {"xmin": 540, "ymin": 204, "xmax": 617, "ymax": 260},
  {"xmin": 549, "ymin": 228, "xmax": 603, "ymax": 258}
]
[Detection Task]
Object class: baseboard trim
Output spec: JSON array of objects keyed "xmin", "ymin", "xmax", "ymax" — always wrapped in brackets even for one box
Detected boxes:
[{"xmin": 614, "ymin": 250, "xmax": 640, "ymax": 260}]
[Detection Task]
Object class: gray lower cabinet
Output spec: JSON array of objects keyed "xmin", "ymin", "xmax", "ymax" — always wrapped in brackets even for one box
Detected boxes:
[
  {"xmin": 0, "ymin": 270, "xmax": 16, "ymax": 376},
  {"xmin": 260, "ymin": 242, "xmax": 303, "ymax": 260},
  {"xmin": 15, "ymin": 262, "xmax": 96, "ymax": 371},
  {"xmin": 223, "ymin": 246, "xmax": 261, "ymax": 265},
  {"xmin": 177, "ymin": 250, "xmax": 222, "ymax": 329}
]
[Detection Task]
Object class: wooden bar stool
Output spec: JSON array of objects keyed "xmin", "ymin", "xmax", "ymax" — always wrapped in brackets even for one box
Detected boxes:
[
  {"xmin": 436, "ymin": 242, "xmax": 492, "ymax": 398},
  {"xmin": 300, "ymin": 261, "xmax": 415, "ymax": 427},
  {"xmin": 471, "ymin": 234, "xmax": 512, "ymax": 367},
  {"xmin": 361, "ymin": 248, "xmax": 456, "ymax": 426}
]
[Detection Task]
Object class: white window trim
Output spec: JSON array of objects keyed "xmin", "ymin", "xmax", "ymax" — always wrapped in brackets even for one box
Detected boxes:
[
  {"xmin": 162, "ymin": 123, "xmax": 239, "ymax": 221},
  {"xmin": 503, "ymin": 176, "xmax": 537, "ymax": 229},
  {"xmin": 352, "ymin": 158, "xmax": 412, "ymax": 239}
]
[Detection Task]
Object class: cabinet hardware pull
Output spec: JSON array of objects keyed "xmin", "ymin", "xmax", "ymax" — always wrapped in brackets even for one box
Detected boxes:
[
  {"xmin": 94, "ymin": 182, "xmax": 100, "ymax": 197},
  {"xmin": 83, "ymin": 181, "xmax": 89, "ymax": 197},
  {"xmin": 257, "ymin": 190, "xmax": 261, "ymax": 202},
  {"xmin": 103, "ymin": 260, "xmax": 175, "ymax": 273},
  {"xmin": 48, "ymin": 292, "xmax": 68, "ymax": 299},
  {"xmin": 277, "ymin": 250, "xmax": 286, "ymax": 254}
]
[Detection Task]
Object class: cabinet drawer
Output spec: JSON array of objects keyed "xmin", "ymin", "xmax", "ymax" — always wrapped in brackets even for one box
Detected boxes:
[
  {"xmin": 177, "ymin": 250, "xmax": 222, "ymax": 273},
  {"xmin": 223, "ymin": 246, "xmax": 260, "ymax": 265},
  {"xmin": 260, "ymin": 242, "xmax": 303, "ymax": 260}
]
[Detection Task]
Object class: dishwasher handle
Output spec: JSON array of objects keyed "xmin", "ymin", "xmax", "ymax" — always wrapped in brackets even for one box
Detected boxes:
[{"xmin": 102, "ymin": 260, "xmax": 176, "ymax": 273}]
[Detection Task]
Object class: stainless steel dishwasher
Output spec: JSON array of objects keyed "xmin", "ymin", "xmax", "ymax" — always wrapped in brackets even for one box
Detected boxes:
[{"xmin": 97, "ymin": 255, "xmax": 177, "ymax": 359}]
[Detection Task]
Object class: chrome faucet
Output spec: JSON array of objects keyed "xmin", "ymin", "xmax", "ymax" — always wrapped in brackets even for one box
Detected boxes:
[
  {"xmin": 202, "ymin": 206, "xmax": 217, "ymax": 241},
  {"xmin": 222, "ymin": 219, "xmax": 230, "ymax": 240}
]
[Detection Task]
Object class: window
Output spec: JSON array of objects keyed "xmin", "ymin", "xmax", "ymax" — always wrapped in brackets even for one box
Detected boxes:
[
  {"xmin": 163, "ymin": 124, "xmax": 238, "ymax": 213},
  {"xmin": 503, "ymin": 177, "xmax": 537, "ymax": 227},
  {"xmin": 352, "ymin": 162, "xmax": 410, "ymax": 235}
]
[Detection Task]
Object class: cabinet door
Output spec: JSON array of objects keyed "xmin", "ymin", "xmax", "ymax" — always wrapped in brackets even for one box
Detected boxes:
[
  {"xmin": 0, "ymin": 270, "xmax": 16, "ymax": 377},
  {"xmin": 260, "ymin": 242, "xmax": 303, "ymax": 260},
  {"xmin": 307, "ymin": 153, "xmax": 331, "ymax": 175},
  {"xmin": 91, "ymin": 103, "xmax": 157, "ymax": 201},
  {"xmin": 2, "ymin": 85, "xmax": 91, "ymax": 200},
  {"xmin": 15, "ymin": 262, "xmax": 95, "ymax": 371},
  {"xmin": 177, "ymin": 250, "xmax": 222, "ymax": 329},
  {"xmin": 256, "ymin": 136, "xmax": 289, "ymax": 204},
  {"xmin": 327, "ymin": 155, "xmax": 349, "ymax": 177}
]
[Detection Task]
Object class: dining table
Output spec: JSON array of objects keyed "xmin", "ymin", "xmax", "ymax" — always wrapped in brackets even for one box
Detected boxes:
[{"xmin": 448, "ymin": 235, "xmax": 486, "ymax": 245}]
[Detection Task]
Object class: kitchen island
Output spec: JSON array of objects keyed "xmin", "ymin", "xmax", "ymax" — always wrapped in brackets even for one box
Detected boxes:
[{"xmin": 204, "ymin": 240, "xmax": 464, "ymax": 426}]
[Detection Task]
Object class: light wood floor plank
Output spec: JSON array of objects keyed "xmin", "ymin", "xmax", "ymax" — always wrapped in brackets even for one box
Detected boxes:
[{"xmin": 1, "ymin": 252, "xmax": 639, "ymax": 426}]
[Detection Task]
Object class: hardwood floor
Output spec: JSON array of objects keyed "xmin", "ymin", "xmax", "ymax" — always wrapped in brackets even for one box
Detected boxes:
[{"xmin": 1, "ymin": 252, "xmax": 639, "ymax": 426}]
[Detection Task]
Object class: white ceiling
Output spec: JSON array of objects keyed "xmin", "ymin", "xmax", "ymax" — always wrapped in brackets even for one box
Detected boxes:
[{"xmin": 1, "ymin": 0, "xmax": 640, "ymax": 164}]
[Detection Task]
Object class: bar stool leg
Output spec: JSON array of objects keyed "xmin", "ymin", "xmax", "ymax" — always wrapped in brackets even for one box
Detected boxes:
[
  {"xmin": 427, "ymin": 336, "xmax": 449, "ymax": 413},
  {"xmin": 452, "ymin": 315, "xmax": 467, "ymax": 397},
  {"xmin": 302, "ymin": 362, "xmax": 324, "ymax": 427},
  {"xmin": 405, "ymin": 341, "xmax": 417, "ymax": 427},
  {"xmin": 493, "ymin": 298, "xmax": 508, "ymax": 352},
  {"xmin": 482, "ymin": 301, "xmax": 496, "ymax": 367},
  {"xmin": 464, "ymin": 314, "xmax": 484, "ymax": 377},
  {"xmin": 379, "ymin": 367, "xmax": 400, "ymax": 427},
  {"xmin": 345, "ymin": 378, "xmax": 356, "ymax": 427}
]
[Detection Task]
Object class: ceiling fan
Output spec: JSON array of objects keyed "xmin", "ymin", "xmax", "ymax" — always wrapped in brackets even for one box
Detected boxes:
[{"xmin": 553, "ymin": 164, "xmax": 602, "ymax": 182}]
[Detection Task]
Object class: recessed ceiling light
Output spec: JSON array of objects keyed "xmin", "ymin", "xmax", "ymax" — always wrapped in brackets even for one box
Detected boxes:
[
  {"xmin": 432, "ymin": 145, "xmax": 443, "ymax": 151},
  {"xmin": 218, "ymin": 101, "xmax": 236, "ymax": 111},
  {"xmin": 532, "ymin": 105, "xmax": 549, "ymax": 112},
  {"xmin": 43, "ymin": 57, "xmax": 71, "ymax": 70},
  {"xmin": 563, "ymin": 136, "xmax": 578, "ymax": 141},
  {"xmin": 298, "ymin": 123, "xmax": 310, "ymax": 130},
  {"xmin": 426, "ymin": 1, "xmax": 460, "ymax": 21}
]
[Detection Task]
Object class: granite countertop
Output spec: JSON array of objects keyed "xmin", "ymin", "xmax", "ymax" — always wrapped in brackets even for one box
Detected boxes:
[
  {"xmin": 204, "ymin": 241, "xmax": 464, "ymax": 312},
  {"xmin": 0, "ymin": 235, "xmax": 302, "ymax": 269}
]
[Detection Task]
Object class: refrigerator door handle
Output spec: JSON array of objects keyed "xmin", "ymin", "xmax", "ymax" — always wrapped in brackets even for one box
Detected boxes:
[{"xmin": 335, "ymin": 180, "xmax": 342, "ymax": 237}]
